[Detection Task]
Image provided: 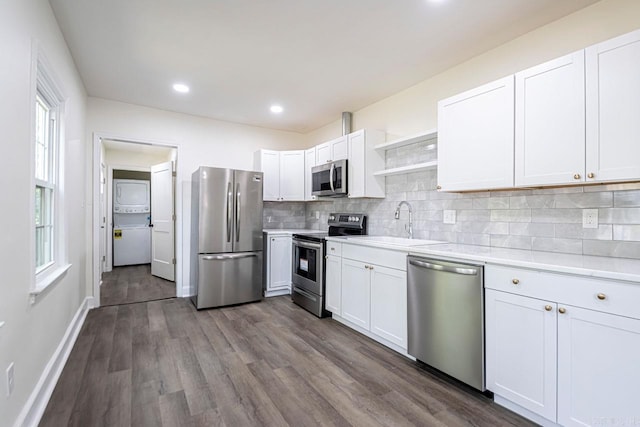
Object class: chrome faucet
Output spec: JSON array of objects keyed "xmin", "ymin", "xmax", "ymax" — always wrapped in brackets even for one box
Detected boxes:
[{"xmin": 395, "ymin": 201, "xmax": 413, "ymax": 239}]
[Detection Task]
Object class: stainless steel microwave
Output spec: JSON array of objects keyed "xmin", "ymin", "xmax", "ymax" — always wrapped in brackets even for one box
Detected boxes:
[{"xmin": 311, "ymin": 159, "xmax": 348, "ymax": 197}]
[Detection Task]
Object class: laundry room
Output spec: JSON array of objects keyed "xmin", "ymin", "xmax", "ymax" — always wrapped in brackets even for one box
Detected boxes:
[{"xmin": 100, "ymin": 138, "xmax": 178, "ymax": 306}]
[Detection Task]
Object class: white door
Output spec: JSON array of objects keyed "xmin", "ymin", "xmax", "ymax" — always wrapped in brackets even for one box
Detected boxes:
[
  {"xmin": 370, "ymin": 265, "xmax": 407, "ymax": 348},
  {"xmin": 437, "ymin": 76, "xmax": 515, "ymax": 191},
  {"xmin": 515, "ymin": 51, "xmax": 586, "ymax": 186},
  {"xmin": 586, "ymin": 29, "xmax": 640, "ymax": 183},
  {"xmin": 341, "ymin": 258, "xmax": 370, "ymax": 329},
  {"xmin": 99, "ymin": 163, "xmax": 107, "ymax": 274},
  {"xmin": 485, "ymin": 290, "xmax": 558, "ymax": 421},
  {"xmin": 557, "ymin": 304, "xmax": 640, "ymax": 427},
  {"xmin": 151, "ymin": 161, "xmax": 175, "ymax": 281}
]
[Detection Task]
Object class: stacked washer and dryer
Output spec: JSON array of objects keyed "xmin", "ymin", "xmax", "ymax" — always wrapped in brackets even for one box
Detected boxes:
[{"xmin": 113, "ymin": 179, "xmax": 152, "ymax": 266}]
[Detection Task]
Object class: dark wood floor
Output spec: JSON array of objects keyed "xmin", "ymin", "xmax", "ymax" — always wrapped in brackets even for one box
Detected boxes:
[
  {"xmin": 100, "ymin": 265, "xmax": 175, "ymax": 306},
  {"xmin": 40, "ymin": 296, "xmax": 533, "ymax": 427}
]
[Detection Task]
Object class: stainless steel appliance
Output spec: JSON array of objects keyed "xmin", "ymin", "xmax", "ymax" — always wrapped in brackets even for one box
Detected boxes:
[
  {"xmin": 407, "ymin": 256, "xmax": 485, "ymax": 391},
  {"xmin": 291, "ymin": 213, "xmax": 366, "ymax": 317},
  {"xmin": 311, "ymin": 159, "xmax": 348, "ymax": 197},
  {"xmin": 190, "ymin": 167, "xmax": 263, "ymax": 309}
]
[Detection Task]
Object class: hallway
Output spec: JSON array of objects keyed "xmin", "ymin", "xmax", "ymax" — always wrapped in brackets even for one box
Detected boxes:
[{"xmin": 100, "ymin": 265, "xmax": 175, "ymax": 306}]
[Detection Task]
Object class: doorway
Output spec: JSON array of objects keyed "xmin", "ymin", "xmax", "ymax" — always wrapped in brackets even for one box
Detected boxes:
[{"xmin": 94, "ymin": 137, "xmax": 178, "ymax": 307}]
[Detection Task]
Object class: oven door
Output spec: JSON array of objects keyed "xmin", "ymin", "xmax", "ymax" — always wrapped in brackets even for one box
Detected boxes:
[
  {"xmin": 291, "ymin": 238, "xmax": 324, "ymax": 295},
  {"xmin": 311, "ymin": 159, "xmax": 347, "ymax": 197}
]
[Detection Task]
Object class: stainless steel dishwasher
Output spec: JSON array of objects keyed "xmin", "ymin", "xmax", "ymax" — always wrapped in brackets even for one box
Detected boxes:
[{"xmin": 407, "ymin": 256, "xmax": 485, "ymax": 391}]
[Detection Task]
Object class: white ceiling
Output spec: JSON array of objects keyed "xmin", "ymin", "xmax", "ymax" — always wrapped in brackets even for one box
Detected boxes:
[{"xmin": 50, "ymin": 0, "xmax": 598, "ymax": 133}]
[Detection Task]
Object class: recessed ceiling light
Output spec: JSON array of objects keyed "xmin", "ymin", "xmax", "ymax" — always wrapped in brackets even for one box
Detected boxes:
[
  {"xmin": 173, "ymin": 83, "xmax": 190, "ymax": 93},
  {"xmin": 270, "ymin": 105, "xmax": 284, "ymax": 113}
]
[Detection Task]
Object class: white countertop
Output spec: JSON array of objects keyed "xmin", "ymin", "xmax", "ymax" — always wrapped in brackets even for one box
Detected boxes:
[
  {"xmin": 263, "ymin": 228, "xmax": 322, "ymax": 235},
  {"xmin": 326, "ymin": 236, "xmax": 640, "ymax": 283}
]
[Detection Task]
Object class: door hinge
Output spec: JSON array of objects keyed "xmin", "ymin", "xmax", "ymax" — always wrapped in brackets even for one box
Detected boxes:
[
  {"xmin": 172, "ymin": 214, "xmax": 176, "ymax": 221},
  {"xmin": 102, "ymin": 256, "xmax": 106, "ymax": 261},
  {"xmin": 172, "ymin": 258, "xmax": 176, "ymax": 265}
]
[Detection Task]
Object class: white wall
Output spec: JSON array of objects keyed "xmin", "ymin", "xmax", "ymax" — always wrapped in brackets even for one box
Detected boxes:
[
  {"xmin": 0, "ymin": 0, "xmax": 87, "ymax": 426},
  {"xmin": 87, "ymin": 98, "xmax": 307, "ymax": 296},
  {"xmin": 305, "ymin": 0, "xmax": 640, "ymax": 145}
]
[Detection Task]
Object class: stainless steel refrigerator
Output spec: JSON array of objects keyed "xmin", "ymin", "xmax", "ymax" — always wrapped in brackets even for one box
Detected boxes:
[{"xmin": 190, "ymin": 167, "xmax": 264, "ymax": 309}]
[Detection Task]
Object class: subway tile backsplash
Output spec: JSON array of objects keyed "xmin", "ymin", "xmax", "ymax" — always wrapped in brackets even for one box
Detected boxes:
[{"xmin": 263, "ymin": 140, "xmax": 640, "ymax": 259}]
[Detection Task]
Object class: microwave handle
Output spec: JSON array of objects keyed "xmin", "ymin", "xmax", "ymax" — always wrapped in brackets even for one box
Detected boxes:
[{"xmin": 329, "ymin": 163, "xmax": 335, "ymax": 192}]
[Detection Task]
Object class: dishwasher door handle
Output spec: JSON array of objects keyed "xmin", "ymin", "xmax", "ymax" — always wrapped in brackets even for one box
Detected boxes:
[{"xmin": 409, "ymin": 259, "xmax": 478, "ymax": 276}]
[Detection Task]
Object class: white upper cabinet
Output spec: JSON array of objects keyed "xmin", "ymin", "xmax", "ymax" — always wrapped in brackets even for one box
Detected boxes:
[
  {"xmin": 304, "ymin": 147, "xmax": 317, "ymax": 201},
  {"xmin": 437, "ymin": 76, "xmax": 515, "ymax": 191},
  {"xmin": 586, "ymin": 29, "xmax": 640, "ymax": 183},
  {"xmin": 316, "ymin": 135, "xmax": 348, "ymax": 164},
  {"xmin": 515, "ymin": 51, "xmax": 586, "ymax": 187},
  {"xmin": 254, "ymin": 149, "xmax": 305, "ymax": 201},
  {"xmin": 347, "ymin": 129, "xmax": 385, "ymax": 198}
]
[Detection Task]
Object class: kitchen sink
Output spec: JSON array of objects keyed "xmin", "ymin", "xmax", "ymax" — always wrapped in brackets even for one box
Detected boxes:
[{"xmin": 345, "ymin": 236, "xmax": 445, "ymax": 247}]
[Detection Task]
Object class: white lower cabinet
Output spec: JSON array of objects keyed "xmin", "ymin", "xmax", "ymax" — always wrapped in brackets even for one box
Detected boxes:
[
  {"xmin": 485, "ymin": 290, "xmax": 557, "ymax": 421},
  {"xmin": 370, "ymin": 265, "xmax": 407, "ymax": 349},
  {"xmin": 264, "ymin": 234, "xmax": 292, "ymax": 297},
  {"xmin": 340, "ymin": 258, "xmax": 371, "ymax": 330},
  {"xmin": 326, "ymin": 242, "xmax": 408, "ymax": 353},
  {"xmin": 486, "ymin": 264, "xmax": 640, "ymax": 426},
  {"xmin": 557, "ymin": 305, "xmax": 640, "ymax": 427}
]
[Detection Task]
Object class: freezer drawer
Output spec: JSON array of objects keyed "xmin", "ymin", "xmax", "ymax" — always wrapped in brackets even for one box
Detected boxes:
[{"xmin": 192, "ymin": 251, "xmax": 263, "ymax": 309}]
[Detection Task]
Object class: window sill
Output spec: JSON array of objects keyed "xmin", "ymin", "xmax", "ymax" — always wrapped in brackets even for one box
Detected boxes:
[{"xmin": 31, "ymin": 263, "xmax": 72, "ymax": 303}]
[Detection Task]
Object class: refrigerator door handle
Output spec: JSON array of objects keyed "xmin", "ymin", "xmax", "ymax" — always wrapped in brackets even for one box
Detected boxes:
[
  {"xmin": 235, "ymin": 183, "xmax": 241, "ymax": 242},
  {"xmin": 226, "ymin": 182, "xmax": 233, "ymax": 242},
  {"xmin": 201, "ymin": 253, "xmax": 258, "ymax": 261}
]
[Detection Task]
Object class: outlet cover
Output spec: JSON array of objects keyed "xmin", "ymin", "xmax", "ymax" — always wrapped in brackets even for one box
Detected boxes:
[
  {"xmin": 582, "ymin": 209, "xmax": 598, "ymax": 229},
  {"xmin": 443, "ymin": 210, "xmax": 456, "ymax": 225},
  {"xmin": 6, "ymin": 362, "xmax": 14, "ymax": 397}
]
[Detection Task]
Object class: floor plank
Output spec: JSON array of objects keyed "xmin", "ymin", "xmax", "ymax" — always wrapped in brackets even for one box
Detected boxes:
[
  {"xmin": 40, "ymin": 295, "xmax": 535, "ymax": 427},
  {"xmin": 101, "ymin": 264, "xmax": 175, "ymax": 306}
]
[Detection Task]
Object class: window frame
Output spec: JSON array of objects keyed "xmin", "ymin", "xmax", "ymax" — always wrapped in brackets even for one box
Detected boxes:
[{"xmin": 30, "ymin": 45, "xmax": 70, "ymax": 297}]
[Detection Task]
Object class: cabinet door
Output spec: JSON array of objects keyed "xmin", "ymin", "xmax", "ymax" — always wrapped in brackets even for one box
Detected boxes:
[
  {"xmin": 557, "ymin": 305, "xmax": 640, "ymax": 427},
  {"xmin": 268, "ymin": 235, "xmax": 292, "ymax": 291},
  {"xmin": 515, "ymin": 51, "xmax": 585, "ymax": 186},
  {"xmin": 279, "ymin": 150, "xmax": 305, "ymax": 201},
  {"xmin": 331, "ymin": 136, "xmax": 348, "ymax": 160},
  {"xmin": 304, "ymin": 148, "xmax": 317, "ymax": 201},
  {"xmin": 485, "ymin": 290, "xmax": 557, "ymax": 421},
  {"xmin": 437, "ymin": 76, "xmax": 515, "ymax": 191},
  {"xmin": 325, "ymin": 254, "xmax": 342, "ymax": 314},
  {"xmin": 316, "ymin": 142, "xmax": 331, "ymax": 164},
  {"xmin": 586, "ymin": 29, "xmax": 640, "ymax": 183},
  {"xmin": 347, "ymin": 130, "xmax": 366, "ymax": 198},
  {"xmin": 260, "ymin": 150, "xmax": 280, "ymax": 201},
  {"xmin": 370, "ymin": 265, "xmax": 407, "ymax": 349},
  {"xmin": 341, "ymin": 258, "xmax": 370, "ymax": 329},
  {"xmin": 347, "ymin": 130, "xmax": 385, "ymax": 198}
]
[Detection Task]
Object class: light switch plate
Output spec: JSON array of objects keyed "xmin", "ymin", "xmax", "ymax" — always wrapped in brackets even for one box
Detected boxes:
[
  {"xmin": 443, "ymin": 210, "xmax": 456, "ymax": 225},
  {"xmin": 582, "ymin": 209, "xmax": 598, "ymax": 229}
]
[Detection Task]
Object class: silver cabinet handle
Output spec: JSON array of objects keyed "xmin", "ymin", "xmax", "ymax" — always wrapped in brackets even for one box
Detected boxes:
[
  {"xmin": 236, "ymin": 183, "xmax": 241, "ymax": 242},
  {"xmin": 202, "ymin": 253, "xmax": 257, "ymax": 261},
  {"xmin": 409, "ymin": 259, "xmax": 478, "ymax": 275},
  {"xmin": 227, "ymin": 182, "xmax": 233, "ymax": 242}
]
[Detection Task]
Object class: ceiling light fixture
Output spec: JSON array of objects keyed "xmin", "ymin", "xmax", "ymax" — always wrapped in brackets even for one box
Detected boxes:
[
  {"xmin": 173, "ymin": 83, "xmax": 190, "ymax": 93},
  {"xmin": 270, "ymin": 105, "xmax": 284, "ymax": 113}
]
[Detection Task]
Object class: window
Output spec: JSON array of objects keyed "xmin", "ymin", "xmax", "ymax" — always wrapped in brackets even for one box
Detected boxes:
[{"xmin": 31, "ymin": 48, "xmax": 69, "ymax": 295}]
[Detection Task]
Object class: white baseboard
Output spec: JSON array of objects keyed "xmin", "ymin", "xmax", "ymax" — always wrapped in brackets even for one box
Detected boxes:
[{"xmin": 13, "ymin": 296, "xmax": 93, "ymax": 427}]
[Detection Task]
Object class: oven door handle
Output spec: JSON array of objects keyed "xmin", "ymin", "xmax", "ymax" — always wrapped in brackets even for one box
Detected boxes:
[{"xmin": 293, "ymin": 239, "xmax": 323, "ymax": 251}]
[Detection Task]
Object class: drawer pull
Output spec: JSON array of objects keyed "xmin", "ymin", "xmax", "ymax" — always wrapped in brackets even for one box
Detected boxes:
[
  {"xmin": 588, "ymin": 172, "xmax": 595, "ymax": 179},
  {"xmin": 573, "ymin": 173, "xmax": 581, "ymax": 180},
  {"xmin": 597, "ymin": 293, "xmax": 606, "ymax": 301},
  {"xmin": 512, "ymin": 278, "xmax": 520, "ymax": 285},
  {"xmin": 558, "ymin": 307, "xmax": 566, "ymax": 314},
  {"xmin": 545, "ymin": 305, "xmax": 552, "ymax": 311}
]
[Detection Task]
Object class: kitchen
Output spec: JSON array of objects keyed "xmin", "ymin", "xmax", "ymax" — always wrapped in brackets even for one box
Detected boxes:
[{"xmin": 2, "ymin": 0, "xmax": 640, "ymax": 426}]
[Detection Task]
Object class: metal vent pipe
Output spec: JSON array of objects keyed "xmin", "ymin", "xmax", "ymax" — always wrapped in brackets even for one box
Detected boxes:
[{"xmin": 342, "ymin": 112, "xmax": 352, "ymax": 136}]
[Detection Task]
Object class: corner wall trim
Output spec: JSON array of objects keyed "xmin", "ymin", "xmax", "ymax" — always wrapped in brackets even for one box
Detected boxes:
[{"xmin": 13, "ymin": 296, "xmax": 93, "ymax": 427}]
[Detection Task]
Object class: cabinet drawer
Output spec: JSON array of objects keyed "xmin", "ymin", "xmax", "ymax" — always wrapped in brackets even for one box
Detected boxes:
[
  {"xmin": 326, "ymin": 241, "xmax": 342, "ymax": 257},
  {"xmin": 342, "ymin": 244, "xmax": 406, "ymax": 271},
  {"xmin": 486, "ymin": 264, "xmax": 640, "ymax": 320}
]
